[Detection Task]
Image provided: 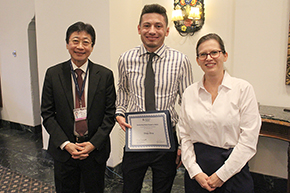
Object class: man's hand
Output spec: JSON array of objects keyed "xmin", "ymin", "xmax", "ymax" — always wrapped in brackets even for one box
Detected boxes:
[
  {"xmin": 73, "ymin": 142, "xmax": 95, "ymax": 160},
  {"xmin": 176, "ymin": 149, "xmax": 182, "ymax": 169},
  {"xmin": 194, "ymin": 173, "xmax": 216, "ymax": 192},
  {"xmin": 116, "ymin": 116, "xmax": 132, "ymax": 131},
  {"xmin": 208, "ymin": 173, "xmax": 224, "ymax": 189},
  {"xmin": 64, "ymin": 142, "xmax": 85, "ymax": 159},
  {"xmin": 64, "ymin": 142, "xmax": 95, "ymax": 160}
]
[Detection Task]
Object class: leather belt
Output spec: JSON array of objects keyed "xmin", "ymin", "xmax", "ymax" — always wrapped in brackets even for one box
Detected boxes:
[{"xmin": 76, "ymin": 135, "xmax": 89, "ymax": 143}]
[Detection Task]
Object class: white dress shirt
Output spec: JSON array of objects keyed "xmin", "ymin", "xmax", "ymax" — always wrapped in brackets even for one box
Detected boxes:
[
  {"xmin": 71, "ymin": 61, "xmax": 89, "ymax": 111},
  {"xmin": 60, "ymin": 60, "xmax": 89, "ymax": 149},
  {"xmin": 178, "ymin": 71, "xmax": 261, "ymax": 182}
]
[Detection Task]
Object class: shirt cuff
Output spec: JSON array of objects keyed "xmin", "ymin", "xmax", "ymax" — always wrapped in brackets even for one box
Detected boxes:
[
  {"xmin": 216, "ymin": 167, "xmax": 231, "ymax": 182},
  {"xmin": 187, "ymin": 163, "xmax": 203, "ymax": 179},
  {"xmin": 60, "ymin": 141, "xmax": 70, "ymax": 150}
]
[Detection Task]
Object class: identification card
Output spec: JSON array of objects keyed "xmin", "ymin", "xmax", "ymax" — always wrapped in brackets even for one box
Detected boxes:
[{"xmin": 73, "ymin": 107, "xmax": 87, "ymax": 121}]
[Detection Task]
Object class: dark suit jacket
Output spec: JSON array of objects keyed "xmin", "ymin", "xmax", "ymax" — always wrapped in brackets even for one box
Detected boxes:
[{"xmin": 41, "ymin": 59, "xmax": 116, "ymax": 163}]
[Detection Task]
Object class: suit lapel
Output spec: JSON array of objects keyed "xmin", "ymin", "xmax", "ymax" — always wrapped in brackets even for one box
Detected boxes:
[
  {"xmin": 87, "ymin": 61, "xmax": 100, "ymax": 114},
  {"xmin": 59, "ymin": 61, "xmax": 74, "ymax": 110}
]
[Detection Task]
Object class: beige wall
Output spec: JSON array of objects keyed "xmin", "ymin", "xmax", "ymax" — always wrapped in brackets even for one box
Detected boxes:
[
  {"xmin": 0, "ymin": 0, "xmax": 38, "ymax": 126},
  {"xmin": 0, "ymin": 0, "xmax": 289, "ymax": 178}
]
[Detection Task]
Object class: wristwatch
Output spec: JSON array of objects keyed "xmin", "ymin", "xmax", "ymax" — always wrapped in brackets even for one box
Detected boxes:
[{"xmin": 115, "ymin": 113, "xmax": 125, "ymax": 122}]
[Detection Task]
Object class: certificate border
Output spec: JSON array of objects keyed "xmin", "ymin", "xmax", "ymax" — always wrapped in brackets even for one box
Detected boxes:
[{"xmin": 125, "ymin": 110, "xmax": 175, "ymax": 152}]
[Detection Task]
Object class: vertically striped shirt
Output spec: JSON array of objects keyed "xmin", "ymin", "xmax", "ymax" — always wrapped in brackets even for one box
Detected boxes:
[{"xmin": 116, "ymin": 44, "xmax": 193, "ymax": 126}]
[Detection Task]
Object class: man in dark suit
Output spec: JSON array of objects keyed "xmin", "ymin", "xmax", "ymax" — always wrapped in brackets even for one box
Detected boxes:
[{"xmin": 41, "ymin": 21, "xmax": 116, "ymax": 193}]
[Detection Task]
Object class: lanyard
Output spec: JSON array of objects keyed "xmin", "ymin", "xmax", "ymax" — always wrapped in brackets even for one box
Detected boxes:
[{"xmin": 70, "ymin": 61, "xmax": 89, "ymax": 105}]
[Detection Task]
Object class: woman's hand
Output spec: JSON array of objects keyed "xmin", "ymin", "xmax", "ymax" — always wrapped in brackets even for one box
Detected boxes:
[
  {"xmin": 194, "ymin": 173, "xmax": 216, "ymax": 192},
  {"xmin": 208, "ymin": 173, "xmax": 224, "ymax": 189}
]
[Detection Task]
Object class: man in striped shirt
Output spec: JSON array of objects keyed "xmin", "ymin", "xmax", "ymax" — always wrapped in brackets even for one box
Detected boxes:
[{"xmin": 115, "ymin": 4, "xmax": 193, "ymax": 193}]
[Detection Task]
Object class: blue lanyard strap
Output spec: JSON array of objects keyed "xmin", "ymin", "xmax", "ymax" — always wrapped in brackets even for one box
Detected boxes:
[{"xmin": 70, "ymin": 61, "xmax": 89, "ymax": 103}]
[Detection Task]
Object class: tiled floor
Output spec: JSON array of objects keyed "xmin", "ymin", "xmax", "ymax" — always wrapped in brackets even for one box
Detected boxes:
[
  {"xmin": 0, "ymin": 121, "xmax": 184, "ymax": 192},
  {"xmin": 0, "ymin": 121, "xmax": 287, "ymax": 192}
]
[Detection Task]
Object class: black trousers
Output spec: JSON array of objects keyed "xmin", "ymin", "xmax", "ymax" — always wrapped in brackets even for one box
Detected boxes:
[
  {"xmin": 122, "ymin": 132, "xmax": 178, "ymax": 193},
  {"xmin": 184, "ymin": 143, "xmax": 254, "ymax": 193},
  {"xmin": 54, "ymin": 154, "xmax": 106, "ymax": 193}
]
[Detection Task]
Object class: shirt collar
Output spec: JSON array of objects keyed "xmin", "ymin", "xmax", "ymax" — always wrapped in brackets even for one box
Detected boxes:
[
  {"xmin": 198, "ymin": 71, "xmax": 232, "ymax": 91},
  {"xmin": 71, "ymin": 60, "xmax": 88, "ymax": 72},
  {"xmin": 221, "ymin": 71, "xmax": 232, "ymax": 90},
  {"xmin": 139, "ymin": 44, "xmax": 166, "ymax": 59}
]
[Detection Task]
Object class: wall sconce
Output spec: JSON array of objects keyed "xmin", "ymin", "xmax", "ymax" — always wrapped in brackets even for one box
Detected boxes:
[{"xmin": 172, "ymin": 0, "xmax": 205, "ymax": 36}]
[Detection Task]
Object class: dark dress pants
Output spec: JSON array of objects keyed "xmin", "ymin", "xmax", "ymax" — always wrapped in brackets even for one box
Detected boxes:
[
  {"xmin": 184, "ymin": 143, "xmax": 254, "ymax": 193},
  {"xmin": 122, "ymin": 132, "xmax": 178, "ymax": 193},
  {"xmin": 54, "ymin": 153, "xmax": 106, "ymax": 193}
]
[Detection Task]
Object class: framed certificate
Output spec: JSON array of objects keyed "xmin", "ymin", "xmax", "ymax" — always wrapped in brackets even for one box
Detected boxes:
[{"xmin": 125, "ymin": 110, "xmax": 175, "ymax": 152}]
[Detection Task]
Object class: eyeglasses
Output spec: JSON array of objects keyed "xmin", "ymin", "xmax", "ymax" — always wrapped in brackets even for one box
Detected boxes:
[
  {"xmin": 197, "ymin": 50, "xmax": 223, "ymax": 60},
  {"xmin": 70, "ymin": 38, "xmax": 92, "ymax": 47}
]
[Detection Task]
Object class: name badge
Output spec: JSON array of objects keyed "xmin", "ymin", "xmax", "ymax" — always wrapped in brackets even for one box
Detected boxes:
[{"xmin": 73, "ymin": 107, "xmax": 87, "ymax": 121}]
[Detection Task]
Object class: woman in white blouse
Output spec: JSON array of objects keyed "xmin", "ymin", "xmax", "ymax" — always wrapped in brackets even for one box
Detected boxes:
[{"xmin": 178, "ymin": 33, "xmax": 261, "ymax": 192}]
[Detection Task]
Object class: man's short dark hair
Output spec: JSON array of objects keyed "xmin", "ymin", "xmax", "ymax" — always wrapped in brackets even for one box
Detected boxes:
[
  {"xmin": 139, "ymin": 4, "xmax": 168, "ymax": 26},
  {"xmin": 65, "ymin": 21, "xmax": 96, "ymax": 47}
]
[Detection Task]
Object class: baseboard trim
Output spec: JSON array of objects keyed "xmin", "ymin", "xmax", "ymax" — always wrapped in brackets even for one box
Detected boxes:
[{"xmin": 0, "ymin": 120, "xmax": 42, "ymax": 134}]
